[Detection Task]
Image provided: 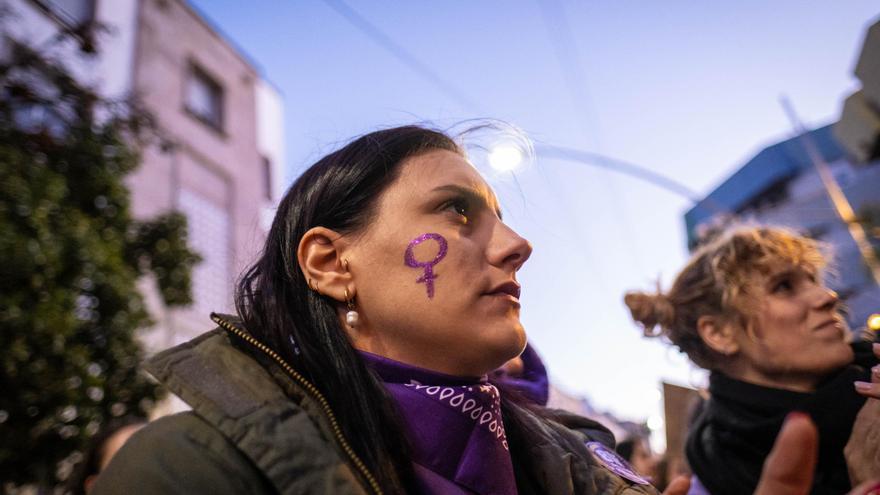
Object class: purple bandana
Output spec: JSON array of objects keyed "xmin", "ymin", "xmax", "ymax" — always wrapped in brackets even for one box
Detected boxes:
[
  {"xmin": 492, "ymin": 344, "xmax": 549, "ymax": 406},
  {"xmin": 360, "ymin": 352, "xmax": 518, "ymax": 495}
]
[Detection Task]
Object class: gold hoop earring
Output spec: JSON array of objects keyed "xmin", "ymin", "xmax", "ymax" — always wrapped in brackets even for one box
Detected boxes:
[{"xmin": 344, "ymin": 288, "xmax": 359, "ymax": 327}]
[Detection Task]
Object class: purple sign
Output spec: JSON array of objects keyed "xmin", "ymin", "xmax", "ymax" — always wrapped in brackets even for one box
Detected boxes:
[{"xmin": 586, "ymin": 441, "xmax": 651, "ymax": 485}]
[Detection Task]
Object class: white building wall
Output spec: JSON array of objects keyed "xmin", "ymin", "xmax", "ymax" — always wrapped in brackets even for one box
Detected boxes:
[
  {"xmin": 256, "ymin": 79, "xmax": 285, "ymax": 197},
  {"xmin": 93, "ymin": 0, "xmax": 139, "ymax": 98},
  {"xmin": 255, "ymin": 78, "xmax": 285, "ymax": 230}
]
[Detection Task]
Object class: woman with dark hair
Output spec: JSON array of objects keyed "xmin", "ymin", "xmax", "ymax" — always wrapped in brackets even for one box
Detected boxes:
[
  {"xmin": 91, "ymin": 126, "xmax": 841, "ymax": 495},
  {"xmin": 624, "ymin": 227, "xmax": 880, "ymax": 495},
  {"xmin": 615, "ymin": 436, "xmax": 656, "ymax": 483},
  {"xmin": 92, "ymin": 125, "xmax": 668, "ymax": 494}
]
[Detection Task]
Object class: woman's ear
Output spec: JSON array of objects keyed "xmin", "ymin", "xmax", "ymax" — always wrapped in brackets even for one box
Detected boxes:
[
  {"xmin": 297, "ymin": 227, "xmax": 352, "ymax": 303},
  {"xmin": 697, "ymin": 315, "xmax": 740, "ymax": 356}
]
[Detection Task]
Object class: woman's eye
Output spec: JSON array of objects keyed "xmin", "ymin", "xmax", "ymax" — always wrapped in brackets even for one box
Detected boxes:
[
  {"xmin": 772, "ymin": 278, "xmax": 793, "ymax": 293},
  {"xmin": 443, "ymin": 199, "xmax": 469, "ymax": 220}
]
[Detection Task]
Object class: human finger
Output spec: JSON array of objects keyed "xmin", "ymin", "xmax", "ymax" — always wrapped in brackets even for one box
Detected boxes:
[{"xmin": 753, "ymin": 412, "xmax": 817, "ymax": 495}]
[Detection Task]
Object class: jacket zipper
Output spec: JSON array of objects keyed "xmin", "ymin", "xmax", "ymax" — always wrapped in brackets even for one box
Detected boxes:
[{"xmin": 211, "ymin": 314, "xmax": 383, "ymax": 495}]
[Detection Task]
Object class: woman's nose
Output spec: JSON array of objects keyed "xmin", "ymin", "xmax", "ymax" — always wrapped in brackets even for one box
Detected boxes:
[
  {"xmin": 814, "ymin": 286, "xmax": 839, "ymax": 310},
  {"xmin": 493, "ymin": 223, "xmax": 532, "ymax": 271}
]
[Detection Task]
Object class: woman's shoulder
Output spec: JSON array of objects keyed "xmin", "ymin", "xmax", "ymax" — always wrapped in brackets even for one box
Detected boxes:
[
  {"xmin": 92, "ymin": 412, "xmax": 275, "ymax": 495},
  {"xmin": 540, "ymin": 407, "xmax": 617, "ymax": 447},
  {"xmin": 511, "ymin": 406, "xmax": 659, "ymax": 494}
]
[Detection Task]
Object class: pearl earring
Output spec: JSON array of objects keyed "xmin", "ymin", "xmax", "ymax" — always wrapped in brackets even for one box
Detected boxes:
[{"xmin": 344, "ymin": 288, "xmax": 358, "ymax": 327}]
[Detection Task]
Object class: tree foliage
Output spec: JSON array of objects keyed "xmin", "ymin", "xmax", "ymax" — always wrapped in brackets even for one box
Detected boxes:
[{"xmin": 0, "ymin": 35, "xmax": 199, "ymax": 489}]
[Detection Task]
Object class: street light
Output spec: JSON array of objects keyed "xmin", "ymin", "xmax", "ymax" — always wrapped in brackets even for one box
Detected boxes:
[
  {"xmin": 868, "ymin": 313, "xmax": 880, "ymax": 332},
  {"xmin": 488, "ymin": 143, "xmax": 524, "ymax": 172}
]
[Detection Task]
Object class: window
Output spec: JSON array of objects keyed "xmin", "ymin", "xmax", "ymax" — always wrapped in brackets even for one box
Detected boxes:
[
  {"xmin": 33, "ymin": 0, "xmax": 95, "ymax": 28},
  {"xmin": 185, "ymin": 65, "xmax": 224, "ymax": 131},
  {"xmin": 262, "ymin": 156, "xmax": 273, "ymax": 201},
  {"xmin": 805, "ymin": 224, "xmax": 830, "ymax": 241},
  {"xmin": 179, "ymin": 190, "xmax": 231, "ymax": 316},
  {"xmin": 740, "ymin": 179, "xmax": 790, "ymax": 213}
]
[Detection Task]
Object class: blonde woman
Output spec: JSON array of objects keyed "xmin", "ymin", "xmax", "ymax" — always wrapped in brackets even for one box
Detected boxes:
[{"xmin": 625, "ymin": 227, "xmax": 879, "ymax": 495}]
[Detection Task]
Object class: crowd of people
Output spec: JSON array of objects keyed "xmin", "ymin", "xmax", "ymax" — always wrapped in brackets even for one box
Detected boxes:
[{"xmin": 70, "ymin": 125, "xmax": 879, "ymax": 494}]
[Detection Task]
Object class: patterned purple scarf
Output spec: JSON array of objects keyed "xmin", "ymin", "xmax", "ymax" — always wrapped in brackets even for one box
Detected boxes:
[{"xmin": 360, "ymin": 351, "xmax": 518, "ymax": 495}]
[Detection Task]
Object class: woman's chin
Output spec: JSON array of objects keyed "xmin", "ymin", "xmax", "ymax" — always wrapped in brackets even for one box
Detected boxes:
[{"xmin": 481, "ymin": 326, "xmax": 527, "ymax": 372}]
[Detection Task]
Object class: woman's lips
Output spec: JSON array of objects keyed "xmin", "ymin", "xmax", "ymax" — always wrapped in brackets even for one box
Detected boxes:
[
  {"xmin": 484, "ymin": 284, "xmax": 521, "ymax": 310},
  {"xmin": 814, "ymin": 318, "xmax": 844, "ymax": 337},
  {"xmin": 486, "ymin": 281, "xmax": 521, "ymax": 300}
]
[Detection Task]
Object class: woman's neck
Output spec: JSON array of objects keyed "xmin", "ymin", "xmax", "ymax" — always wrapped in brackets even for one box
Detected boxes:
[
  {"xmin": 353, "ymin": 339, "xmax": 493, "ymax": 378},
  {"xmin": 720, "ymin": 362, "xmax": 818, "ymax": 393}
]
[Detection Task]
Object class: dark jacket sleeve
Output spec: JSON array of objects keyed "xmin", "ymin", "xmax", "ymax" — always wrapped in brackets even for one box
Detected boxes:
[{"xmin": 92, "ymin": 412, "xmax": 275, "ymax": 495}]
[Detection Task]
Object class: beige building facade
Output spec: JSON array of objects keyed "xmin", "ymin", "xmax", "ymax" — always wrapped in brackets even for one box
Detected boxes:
[{"xmin": 4, "ymin": 0, "xmax": 285, "ymax": 355}]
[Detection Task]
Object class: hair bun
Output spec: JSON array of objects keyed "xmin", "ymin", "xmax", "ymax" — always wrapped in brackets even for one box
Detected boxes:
[{"xmin": 623, "ymin": 291, "xmax": 675, "ymax": 337}]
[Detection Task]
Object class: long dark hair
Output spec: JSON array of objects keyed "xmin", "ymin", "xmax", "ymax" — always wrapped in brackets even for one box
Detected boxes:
[{"xmin": 235, "ymin": 125, "xmax": 461, "ymax": 492}]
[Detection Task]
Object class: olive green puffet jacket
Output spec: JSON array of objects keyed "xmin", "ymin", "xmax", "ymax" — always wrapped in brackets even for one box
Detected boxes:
[{"xmin": 93, "ymin": 315, "xmax": 659, "ymax": 495}]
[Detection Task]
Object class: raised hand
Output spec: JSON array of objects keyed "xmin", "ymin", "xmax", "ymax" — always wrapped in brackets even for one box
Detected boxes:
[
  {"xmin": 853, "ymin": 343, "xmax": 880, "ymax": 400},
  {"xmin": 847, "ymin": 342, "xmax": 880, "ymax": 487},
  {"xmin": 754, "ymin": 412, "xmax": 817, "ymax": 495},
  {"xmin": 660, "ymin": 475, "xmax": 690, "ymax": 495}
]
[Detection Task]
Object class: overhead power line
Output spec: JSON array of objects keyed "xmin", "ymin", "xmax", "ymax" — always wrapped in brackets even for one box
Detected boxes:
[
  {"xmin": 321, "ymin": 0, "xmax": 484, "ymax": 113},
  {"xmin": 322, "ymin": 0, "xmax": 715, "ymax": 212},
  {"xmin": 535, "ymin": 0, "xmax": 600, "ymax": 146},
  {"xmin": 534, "ymin": 145, "xmax": 705, "ymax": 203}
]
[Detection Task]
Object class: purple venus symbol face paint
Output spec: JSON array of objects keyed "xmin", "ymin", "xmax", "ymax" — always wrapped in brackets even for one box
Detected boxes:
[{"xmin": 404, "ymin": 233, "xmax": 448, "ymax": 299}]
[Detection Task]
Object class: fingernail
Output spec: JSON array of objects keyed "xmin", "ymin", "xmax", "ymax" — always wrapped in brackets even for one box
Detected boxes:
[{"xmin": 855, "ymin": 381, "xmax": 874, "ymax": 392}]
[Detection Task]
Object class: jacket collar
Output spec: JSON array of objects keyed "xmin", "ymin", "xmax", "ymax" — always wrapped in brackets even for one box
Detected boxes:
[{"xmin": 143, "ymin": 316, "xmax": 367, "ymax": 495}]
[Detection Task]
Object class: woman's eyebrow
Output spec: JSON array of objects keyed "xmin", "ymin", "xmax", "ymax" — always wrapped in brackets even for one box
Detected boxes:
[
  {"xmin": 767, "ymin": 268, "xmax": 796, "ymax": 285},
  {"xmin": 430, "ymin": 184, "xmax": 503, "ymax": 219}
]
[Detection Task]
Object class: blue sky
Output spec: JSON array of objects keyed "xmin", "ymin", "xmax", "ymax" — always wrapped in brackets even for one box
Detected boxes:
[{"xmin": 191, "ymin": 0, "xmax": 878, "ymax": 430}]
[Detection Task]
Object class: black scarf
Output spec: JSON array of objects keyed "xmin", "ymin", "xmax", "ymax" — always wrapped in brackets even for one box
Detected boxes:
[{"xmin": 686, "ymin": 342, "xmax": 877, "ymax": 495}]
